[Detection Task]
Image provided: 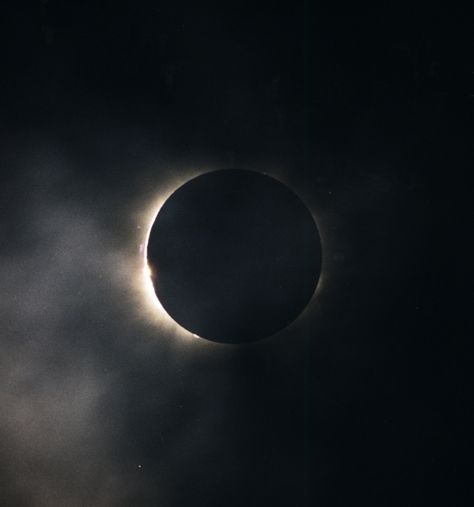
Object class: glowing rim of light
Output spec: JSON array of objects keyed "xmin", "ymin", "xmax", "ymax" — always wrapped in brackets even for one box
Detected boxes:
[{"xmin": 136, "ymin": 168, "xmax": 326, "ymax": 343}]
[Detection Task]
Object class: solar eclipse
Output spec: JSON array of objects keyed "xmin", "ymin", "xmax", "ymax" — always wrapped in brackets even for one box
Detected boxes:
[{"xmin": 145, "ymin": 169, "xmax": 322, "ymax": 343}]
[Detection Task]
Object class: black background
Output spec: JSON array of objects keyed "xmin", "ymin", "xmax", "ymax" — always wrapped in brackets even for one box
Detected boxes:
[{"xmin": 0, "ymin": 2, "xmax": 472, "ymax": 506}]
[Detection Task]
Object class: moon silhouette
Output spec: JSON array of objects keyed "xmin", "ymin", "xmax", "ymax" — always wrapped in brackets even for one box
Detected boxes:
[{"xmin": 146, "ymin": 169, "xmax": 321, "ymax": 343}]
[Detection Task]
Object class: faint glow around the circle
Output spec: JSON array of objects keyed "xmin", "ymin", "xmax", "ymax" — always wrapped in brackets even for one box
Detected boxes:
[{"xmin": 134, "ymin": 167, "xmax": 325, "ymax": 343}]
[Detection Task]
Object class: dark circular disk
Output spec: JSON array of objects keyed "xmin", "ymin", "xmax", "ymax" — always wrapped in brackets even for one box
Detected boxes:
[{"xmin": 147, "ymin": 169, "xmax": 322, "ymax": 343}]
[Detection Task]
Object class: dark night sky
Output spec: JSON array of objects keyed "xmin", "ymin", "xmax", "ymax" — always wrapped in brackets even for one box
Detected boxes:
[{"xmin": 0, "ymin": 2, "xmax": 473, "ymax": 506}]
